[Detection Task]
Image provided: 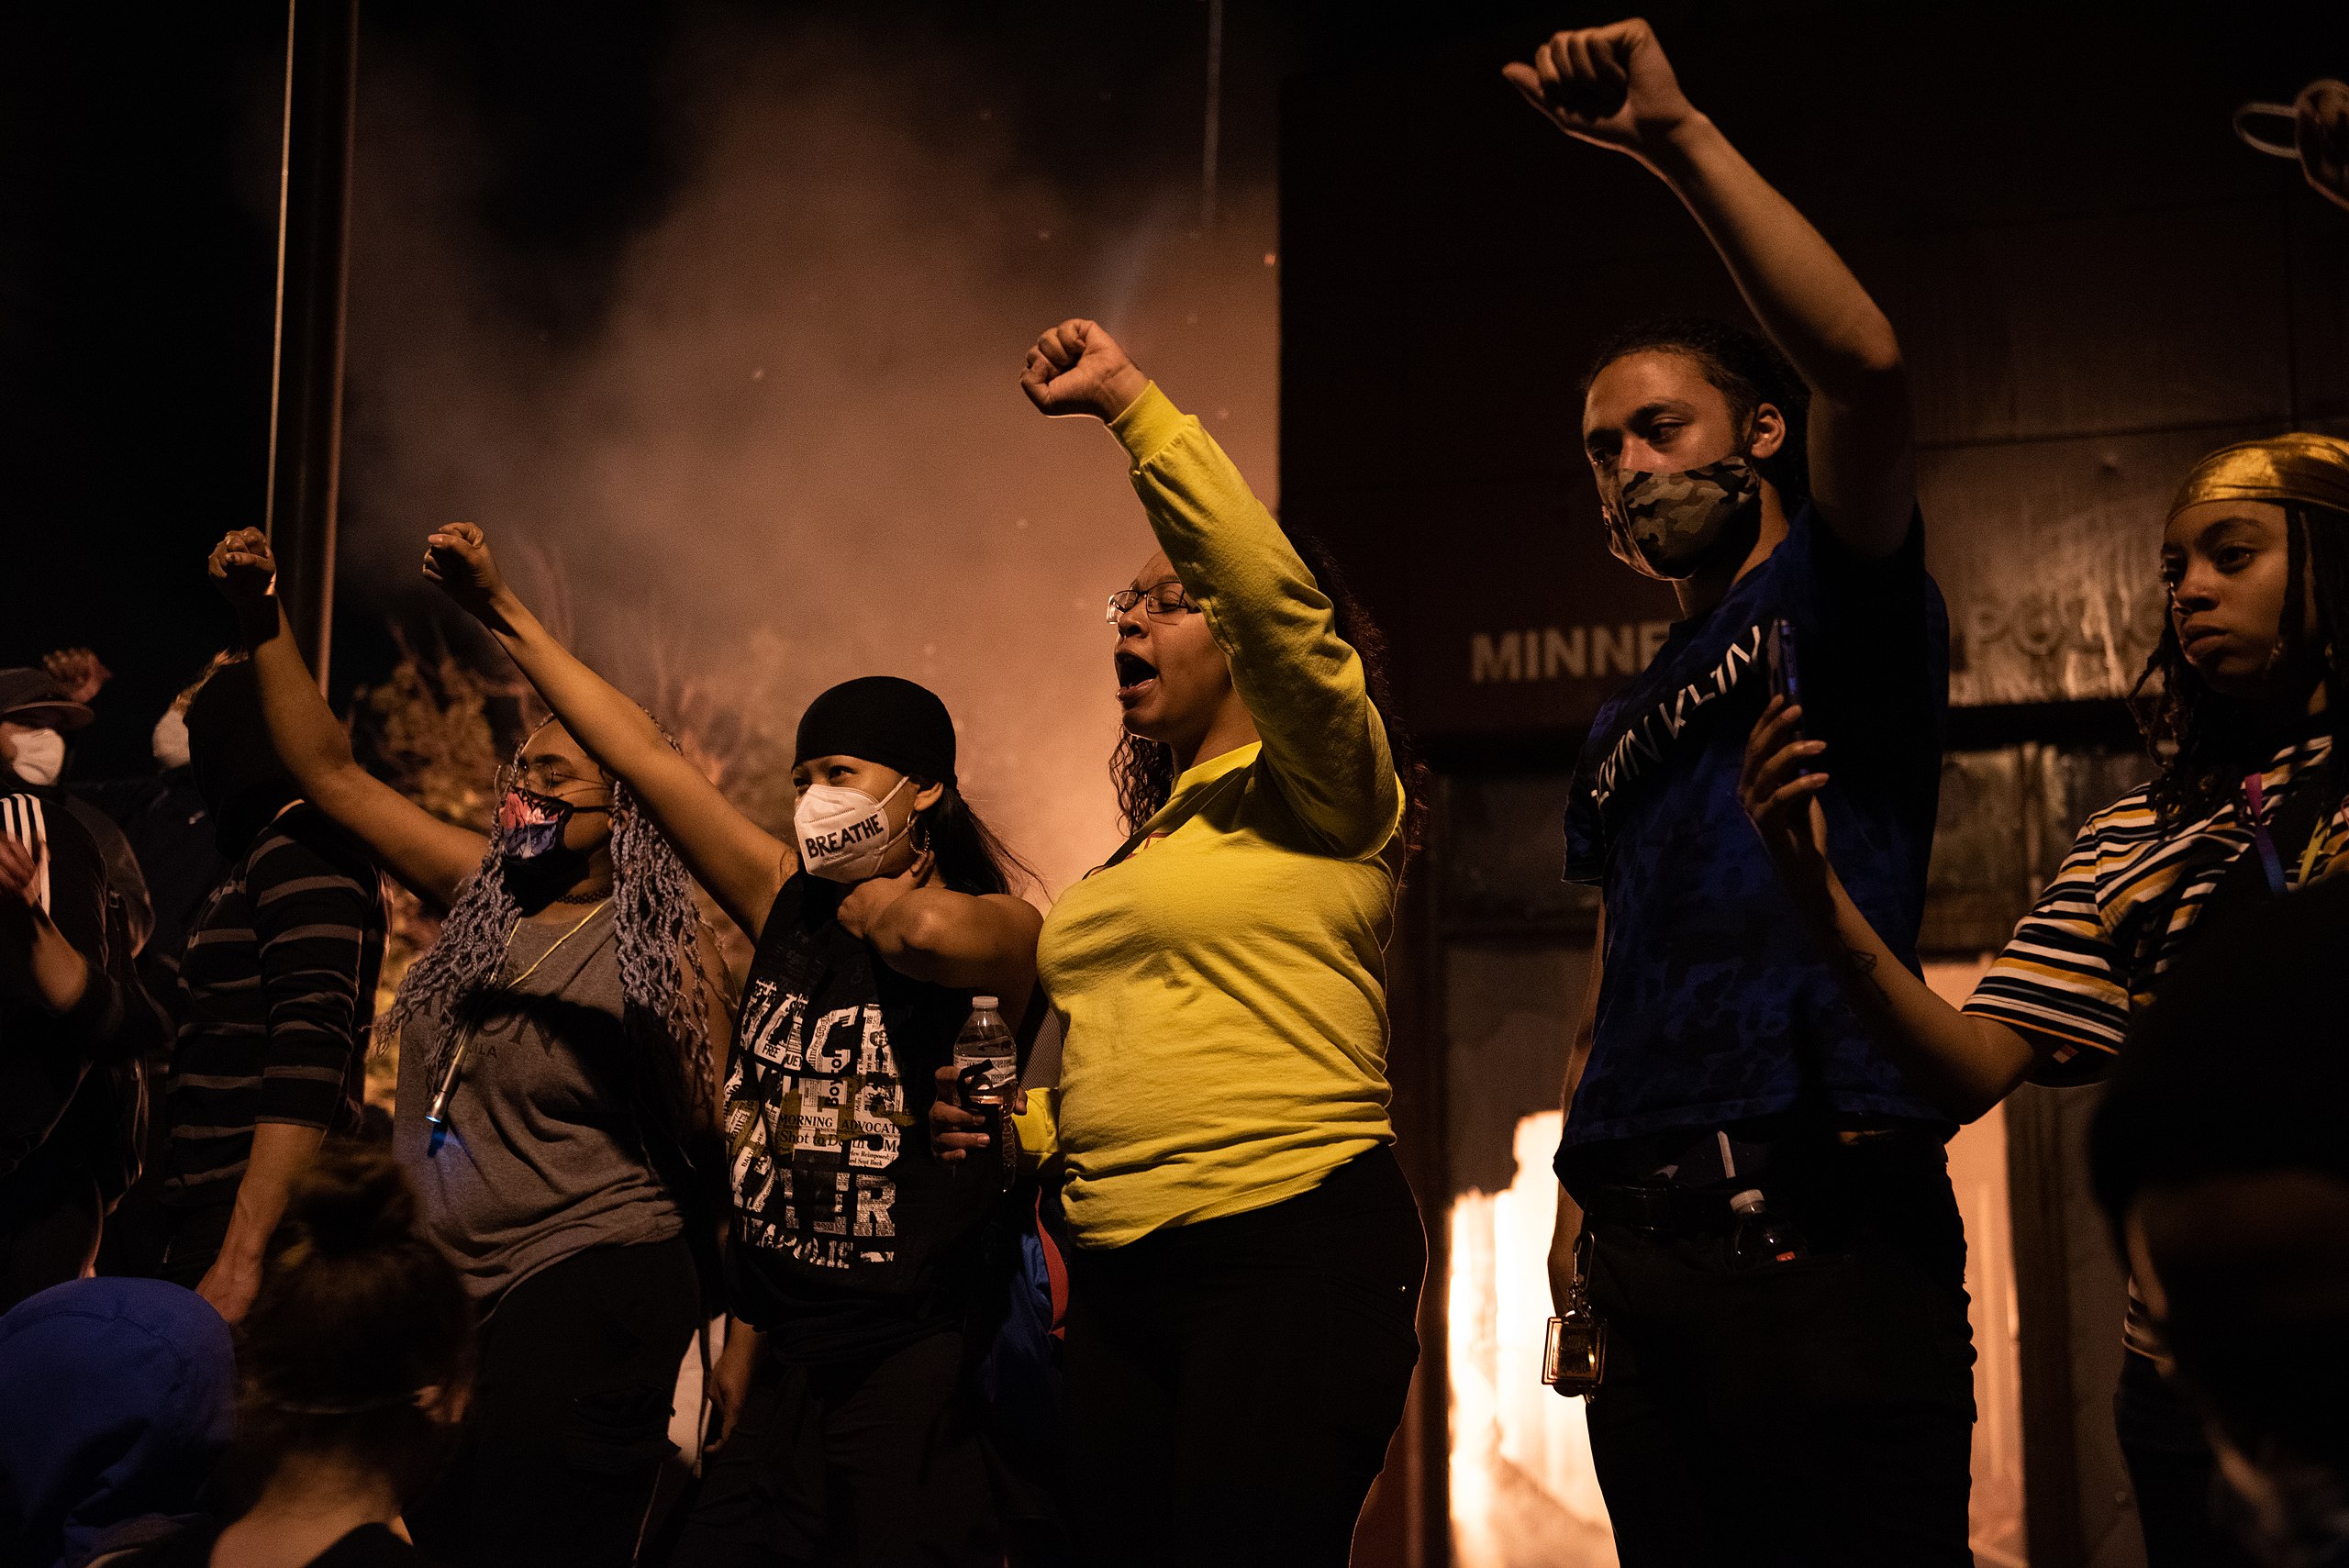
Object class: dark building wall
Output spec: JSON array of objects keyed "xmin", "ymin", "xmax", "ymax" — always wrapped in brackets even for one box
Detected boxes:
[{"xmin": 1279, "ymin": 2, "xmax": 2349, "ymax": 745}]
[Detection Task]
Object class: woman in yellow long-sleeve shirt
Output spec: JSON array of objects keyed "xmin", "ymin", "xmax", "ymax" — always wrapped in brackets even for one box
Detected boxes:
[{"xmin": 1008, "ymin": 317, "xmax": 1425, "ymax": 1566}]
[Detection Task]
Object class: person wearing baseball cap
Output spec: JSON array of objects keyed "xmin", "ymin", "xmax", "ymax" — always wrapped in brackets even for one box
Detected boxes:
[
  {"xmin": 0, "ymin": 667, "xmax": 93, "ymax": 795},
  {"xmin": 0, "ymin": 665, "xmax": 168, "ymax": 1308}
]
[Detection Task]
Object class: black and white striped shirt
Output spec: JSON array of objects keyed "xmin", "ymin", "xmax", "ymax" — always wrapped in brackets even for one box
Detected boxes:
[{"xmin": 163, "ymin": 804, "xmax": 384, "ymax": 1207}]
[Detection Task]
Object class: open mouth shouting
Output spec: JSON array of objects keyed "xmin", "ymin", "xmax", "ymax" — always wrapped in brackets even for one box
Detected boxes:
[{"xmin": 1115, "ymin": 650, "xmax": 1159, "ymax": 707}]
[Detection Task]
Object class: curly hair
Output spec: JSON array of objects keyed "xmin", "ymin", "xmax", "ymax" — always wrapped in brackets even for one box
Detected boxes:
[
  {"xmin": 1109, "ymin": 528, "xmax": 1429, "ymax": 863},
  {"xmin": 2130, "ymin": 502, "xmax": 2349, "ymax": 828},
  {"xmin": 381, "ymin": 727, "xmax": 716, "ymax": 1143}
]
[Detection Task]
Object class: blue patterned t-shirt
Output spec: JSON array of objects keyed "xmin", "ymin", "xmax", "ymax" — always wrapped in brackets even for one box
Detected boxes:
[{"xmin": 1559, "ymin": 503, "xmax": 1952, "ymax": 1158}]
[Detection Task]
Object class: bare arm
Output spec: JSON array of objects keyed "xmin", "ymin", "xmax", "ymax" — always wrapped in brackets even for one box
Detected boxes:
[
  {"xmin": 838, "ymin": 864, "xmax": 1041, "ymax": 1021},
  {"xmin": 1548, "ymin": 906, "xmax": 1601, "ymax": 1317},
  {"xmin": 1741, "ymin": 698, "xmax": 2034, "ymax": 1121},
  {"xmin": 422, "ymin": 524, "xmax": 792, "ymax": 940},
  {"xmin": 196, "ymin": 1121, "xmax": 322, "ymax": 1322},
  {"xmin": 1507, "ymin": 19, "xmax": 1913, "ymax": 556},
  {"xmin": 208, "ymin": 530, "xmax": 484, "ymax": 907}
]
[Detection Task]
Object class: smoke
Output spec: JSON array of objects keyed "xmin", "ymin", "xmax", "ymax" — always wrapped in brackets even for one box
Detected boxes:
[{"xmin": 342, "ymin": 17, "xmax": 1277, "ymax": 894}]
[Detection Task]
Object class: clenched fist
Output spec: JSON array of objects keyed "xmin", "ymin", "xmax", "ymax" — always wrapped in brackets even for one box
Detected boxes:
[
  {"xmin": 2299, "ymin": 78, "xmax": 2349, "ymax": 214},
  {"xmin": 1502, "ymin": 18, "xmax": 1699, "ymax": 161},
  {"xmin": 421, "ymin": 521, "xmax": 515, "ymax": 628},
  {"xmin": 40, "ymin": 649, "xmax": 111, "ymax": 706},
  {"xmin": 207, "ymin": 528, "xmax": 278, "ymax": 619},
  {"xmin": 1019, "ymin": 318, "xmax": 1148, "ymax": 424}
]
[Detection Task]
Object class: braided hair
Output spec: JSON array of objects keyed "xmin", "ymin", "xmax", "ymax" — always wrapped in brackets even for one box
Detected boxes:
[
  {"xmin": 1108, "ymin": 528, "xmax": 1428, "ymax": 862},
  {"xmin": 2130, "ymin": 502, "xmax": 2349, "ymax": 828},
  {"xmin": 382, "ymin": 726, "xmax": 716, "ymax": 1140}
]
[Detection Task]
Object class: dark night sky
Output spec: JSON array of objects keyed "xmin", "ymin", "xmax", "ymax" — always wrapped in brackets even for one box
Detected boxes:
[{"xmin": 0, "ymin": 0, "xmax": 1314, "ymax": 773}]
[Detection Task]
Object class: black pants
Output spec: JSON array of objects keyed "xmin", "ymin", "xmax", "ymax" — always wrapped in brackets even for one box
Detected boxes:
[
  {"xmin": 409, "ymin": 1237, "xmax": 699, "ymax": 1568},
  {"xmin": 1579, "ymin": 1140, "xmax": 1977, "ymax": 1568},
  {"xmin": 2116, "ymin": 1346, "xmax": 2260, "ymax": 1568},
  {"xmin": 1063, "ymin": 1144, "xmax": 1426, "ymax": 1568},
  {"xmin": 662, "ymin": 1328, "xmax": 1000, "ymax": 1568},
  {"xmin": 0, "ymin": 1162, "xmax": 101, "ymax": 1311}
]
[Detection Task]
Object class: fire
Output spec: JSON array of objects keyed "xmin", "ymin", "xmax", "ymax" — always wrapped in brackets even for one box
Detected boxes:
[{"xmin": 1447, "ymin": 1110, "xmax": 1618, "ymax": 1568}]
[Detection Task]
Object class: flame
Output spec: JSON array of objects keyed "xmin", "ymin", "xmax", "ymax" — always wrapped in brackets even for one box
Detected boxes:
[{"xmin": 1447, "ymin": 1110, "xmax": 1618, "ymax": 1568}]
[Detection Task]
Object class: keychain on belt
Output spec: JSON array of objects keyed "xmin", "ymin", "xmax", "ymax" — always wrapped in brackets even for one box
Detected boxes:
[{"xmin": 1543, "ymin": 1224, "xmax": 1609, "ymax": 1397}]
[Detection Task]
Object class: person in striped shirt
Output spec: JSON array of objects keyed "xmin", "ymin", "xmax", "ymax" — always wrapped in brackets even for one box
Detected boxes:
[
  {"xmin": 1742, "ymin": 430, "xmax": 2349, "ymax": 1568},
  {"xmin": 158, "ymin": 659, "xmax": 386, "ymax": 1323}
]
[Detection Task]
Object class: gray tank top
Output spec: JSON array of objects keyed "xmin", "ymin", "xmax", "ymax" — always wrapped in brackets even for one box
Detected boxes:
[{"xmin": 394, "ymin": 902, "xmax": 682, "ymax": 1313}]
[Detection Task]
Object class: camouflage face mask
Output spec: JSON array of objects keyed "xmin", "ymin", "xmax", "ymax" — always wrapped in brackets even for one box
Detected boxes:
[{"xmin": 1595, "ymin": 454, "xmax": 1764, "ymax": 581}]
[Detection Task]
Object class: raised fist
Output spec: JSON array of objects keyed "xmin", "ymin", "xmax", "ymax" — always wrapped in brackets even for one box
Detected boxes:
[
  {"xmin": 1019, "ymin": 318, "xmax": 1148, "ymax": 424},
  {"xmin": 1502, "ymin": 18, "xmax": 1698, "ymax": 160},
  {"xmin": 421, "ymin": 521, "xmax": 512, "ymax": 623},
  {"xmin": 207, "ymin": 528, "xmax": 278, "ymax": 615},
  {"xmin": 2299, "ymin": 79, "xmax": 2349, "ymax": 214},
  {"xmin": 40, "ymin": 648, "xmax": 112, "ymax": 706}
]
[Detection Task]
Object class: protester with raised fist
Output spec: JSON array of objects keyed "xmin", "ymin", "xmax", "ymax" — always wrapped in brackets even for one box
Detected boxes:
[
  {"xmin": 1503, "ymin": 18, "xmax": 1966, "ymax": 1565},
  {"xmin": 419, "ymin": 520, "xmax": 1041, "ymax": 1568},
  {"xmin": 208, "ymin": 528, "xmax": 722, "ymax": 1568},
  {"xmin": 1012, "ymin": 316, "xmax": 1426, "ymax": 1568}
]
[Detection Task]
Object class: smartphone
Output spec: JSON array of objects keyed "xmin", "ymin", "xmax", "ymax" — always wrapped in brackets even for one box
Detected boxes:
[
  {"xmin": 1765, "ymin": 617, "xmax": 1809, "ymax": 776},
  {"xmin": 1765, "ymin": 616, "xmax": 1801, "ymax": 708}
]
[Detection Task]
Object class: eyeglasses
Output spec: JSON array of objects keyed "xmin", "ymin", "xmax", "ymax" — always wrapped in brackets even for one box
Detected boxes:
[
  {"xmin": 498, "ymin": 758, "xmax": 608, "ymax": 800},
  {"xmin": 1106, "ymin": 580, "xmax": 1199, "ymax": 624}
]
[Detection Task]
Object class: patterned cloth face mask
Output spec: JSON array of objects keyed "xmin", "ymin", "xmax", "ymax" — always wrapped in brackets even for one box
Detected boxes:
[
  {"xmin": 1594, "ymin": 453, "xmax": 1765, "ymax": 581},
  {"xmin": 496, "ymin": 785, "xmax": 605, "ymax": 862}
]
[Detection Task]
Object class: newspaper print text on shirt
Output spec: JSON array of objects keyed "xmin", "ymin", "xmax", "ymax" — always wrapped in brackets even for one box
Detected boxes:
[{"xmin": 723, "ymin": 922, "xmax": 911, "ymax": 1272}]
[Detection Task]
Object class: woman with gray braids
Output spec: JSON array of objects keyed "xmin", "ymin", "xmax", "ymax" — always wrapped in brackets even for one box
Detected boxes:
[{"xmin": 207, "ymin": 528, "xmax": 728, "ymax": 1568}]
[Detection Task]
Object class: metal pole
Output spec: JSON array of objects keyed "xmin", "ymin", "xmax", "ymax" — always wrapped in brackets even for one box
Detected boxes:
[
  {"xmin": 263, "ymin": 0, "xmax": 358, "ymax": 694},
  {"xmin": 1201, "ymin": 0, "xmax": 1222, "ymax": 232}
]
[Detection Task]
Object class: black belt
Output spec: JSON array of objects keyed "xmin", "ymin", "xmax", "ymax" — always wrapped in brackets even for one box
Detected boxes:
[
  {"xmin": 1580, "ymin": 1182, "xmax": 1746, "ymax": 1235},
  {"xmin": 1573, "ymin": 1125, "xmax": 1946, "ymax": 1237}
]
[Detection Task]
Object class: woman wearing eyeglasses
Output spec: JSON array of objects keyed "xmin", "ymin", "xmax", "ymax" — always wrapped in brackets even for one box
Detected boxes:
[
  {"xmin": 995, "ymin": 318, "xmax": 1426, "ymax": 1567},
  {"xmin": 206, "ymin": 528, "xmax": 724, "ymax": 1568}
]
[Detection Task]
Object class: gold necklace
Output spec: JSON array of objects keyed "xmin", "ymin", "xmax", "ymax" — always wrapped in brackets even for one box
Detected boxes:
[
  {"xmin": 425, "ymin": 898, "xmax": 608, "ymax": 1129},
  {"xmin": 504, "ymin": 898, "xmax": 610, "ymax": 990}
]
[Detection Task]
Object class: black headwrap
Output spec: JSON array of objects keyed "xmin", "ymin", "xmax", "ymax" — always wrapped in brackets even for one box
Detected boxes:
[
  {"xmin": 794, "ymin": 676, "xmax": 957, "ymax": 785},
  {"xmin": 184, "ymin": 661, "xmax": 302, "ymax": 854}
]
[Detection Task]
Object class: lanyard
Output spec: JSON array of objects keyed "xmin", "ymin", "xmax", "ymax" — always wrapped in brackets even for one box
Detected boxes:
[{"xmin": 2239, "ymin": 772, "xmax": 2291, "ymax": 897}]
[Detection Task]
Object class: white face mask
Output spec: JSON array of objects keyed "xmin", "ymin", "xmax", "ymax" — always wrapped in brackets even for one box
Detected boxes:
[
  {"xmin": 794, "ymin": 776, "xmax": 911, "ymax": 884},
  {"xmin": 6, "ymin": 727, "xmax": 64, "ymax": 788},
  {"xmin": 152, "ymin": 707, "xmax": 192, "ymax": 772}
]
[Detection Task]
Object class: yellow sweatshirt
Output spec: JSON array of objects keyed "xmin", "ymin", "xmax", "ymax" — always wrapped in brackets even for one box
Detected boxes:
[{"xmin": 1036, "ymin": 383, "xmax": 1406, "ymax": 1250}]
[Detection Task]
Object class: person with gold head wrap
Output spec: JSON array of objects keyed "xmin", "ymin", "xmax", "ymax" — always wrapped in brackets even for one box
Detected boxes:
[{"xmin": 1740, "ymin": 430, "xmax": 2349, "ymax": 1568}]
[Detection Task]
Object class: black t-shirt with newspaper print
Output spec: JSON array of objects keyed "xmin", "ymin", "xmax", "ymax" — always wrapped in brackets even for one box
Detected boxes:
[{"xmin": 723, "ymin": 873, "xmax": 993, "ymax": 1362}]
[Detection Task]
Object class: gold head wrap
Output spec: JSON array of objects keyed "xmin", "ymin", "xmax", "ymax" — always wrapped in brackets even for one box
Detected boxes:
[{"xmin": 2168, "ymin": 432, "xmax": 2349, "ymax": 523}]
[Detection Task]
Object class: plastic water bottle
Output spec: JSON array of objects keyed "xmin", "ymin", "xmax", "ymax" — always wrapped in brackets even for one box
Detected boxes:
[
  {"xmin": 951, "ymin": 995, "xmax": 1017, "ymax": 1173},
  {"xmin": 1730, "ymin": 1188, "xmax": 1808, "ymax": 1268}
]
